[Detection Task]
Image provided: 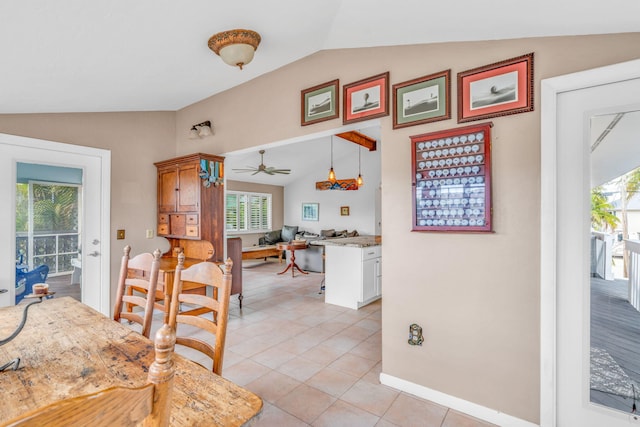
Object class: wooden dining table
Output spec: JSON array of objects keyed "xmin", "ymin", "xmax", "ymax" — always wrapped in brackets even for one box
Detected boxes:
[{"xmin": 0, "ymin": 297, "xmax": 262, "ymax": 426}]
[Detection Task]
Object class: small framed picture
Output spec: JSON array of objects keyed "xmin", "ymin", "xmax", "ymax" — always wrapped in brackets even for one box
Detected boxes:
[
  {"xmin": 340, "ymin": 206, "xmax": 350, "ymax": 216},
  {"xmin": 457, "ymin": 53, "xmax": 534, "ymax": 123},
  {"xmin": 302, "ymin": 203, "xmax": 319, "ymax": 221},
  {"xmin": 393, "ymin": 69, "xmax": 451, "ymax": 129},
  {"xmin": 301, "ymin": 79, "xmax": 339, "ymax": 126},
  {"xmin": 343, "ymin": 72, "xmax": 389, "ymax": 124}
]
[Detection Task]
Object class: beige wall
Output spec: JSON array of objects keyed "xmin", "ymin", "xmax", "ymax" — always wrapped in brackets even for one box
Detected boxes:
[
  {"xmin": 1, "ymin": 32, "xmax": 640, "ymax": 423},
  {"xmin": 0, "ymin": 112, "xmax": 177, "ymax": 304},
  {"xmin": 175, "ymin": 33, "xmax": 640, "ymax": 423},
  {"xmin": 226, "ymin": 179, "xmax": 285, "ymax": 247}
]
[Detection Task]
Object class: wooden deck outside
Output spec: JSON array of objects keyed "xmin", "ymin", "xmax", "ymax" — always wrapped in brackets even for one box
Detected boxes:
[{"xmin": 591, "ymin": 276, "xmax": 640, "ymax": 413}]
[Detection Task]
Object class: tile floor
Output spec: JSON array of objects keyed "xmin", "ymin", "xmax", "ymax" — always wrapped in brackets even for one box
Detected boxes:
[{"xmin": 145, "ymin": 259, "xmax": 496, "ymax": 427}]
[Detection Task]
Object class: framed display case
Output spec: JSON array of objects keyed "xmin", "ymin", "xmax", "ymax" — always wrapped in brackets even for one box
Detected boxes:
[{"xmin": 411, "ymin": 122, "xmax": 493, "ymax": 232}]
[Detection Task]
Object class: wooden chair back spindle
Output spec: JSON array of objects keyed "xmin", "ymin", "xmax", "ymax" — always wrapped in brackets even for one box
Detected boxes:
[
  {"xmin": 113, "ymin": 245, "xmax": 162, "ymax": 338},
  {"xmin": 168, "ymin": 252, "xmax": 233, "ymax": 375}
]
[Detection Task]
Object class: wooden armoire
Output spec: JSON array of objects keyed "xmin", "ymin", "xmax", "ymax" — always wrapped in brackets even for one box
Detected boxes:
[
  {"xmin": 154, "ymin": 153, "xmax": 243, "ymax": 301},
  {"xmin": 154, "ymin": 153, "xmax": 225, "ymax": 262}
]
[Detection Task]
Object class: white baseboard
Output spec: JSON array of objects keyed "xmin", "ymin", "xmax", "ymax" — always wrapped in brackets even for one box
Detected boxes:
[{"xmin": 379, "ymin": 373, "xmax": 539, "ymax": 427}]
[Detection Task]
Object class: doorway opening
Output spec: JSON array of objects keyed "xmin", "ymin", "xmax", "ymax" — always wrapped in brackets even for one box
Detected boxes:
[
  {"xmin": 589, "ymin": 110, "xmax": 640, "ymax": 414},
  {"xmin": 15, "ymin": 163, "xmax": 83, "ymax": 304}
]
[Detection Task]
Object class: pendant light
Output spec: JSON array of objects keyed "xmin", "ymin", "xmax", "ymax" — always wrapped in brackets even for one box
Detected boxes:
[
  {"xmin": 356, "ymin": 146, "xmax": 364, "ymax": 187},
  {"xmin": 328, "ymin": 136, "xmax": 336, "ymax": 182}
]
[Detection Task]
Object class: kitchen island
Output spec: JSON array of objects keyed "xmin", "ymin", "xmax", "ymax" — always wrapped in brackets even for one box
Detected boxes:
[{"xmin": 314, "ymin": 235, "xmax": 381, "ymax": 309}]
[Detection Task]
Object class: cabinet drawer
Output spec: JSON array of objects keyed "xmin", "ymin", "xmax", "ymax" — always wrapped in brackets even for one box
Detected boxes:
[
  {"xmin": 186, "ymin": 214, "xmax": 198, "ymax": 225},
  {"xmin": 158, "ymin": 214, "xmax": 169, "ymax": 224},
  {"xmin": 158, "ymin": 224, "xmax": 169, "ymax": 235},
  {"xmin": 362, "ymin": 246, "xmax": 381, "ymax": 260},
  {"xmin": 185, "ymin": 225, "xmax": 199, "ymax": 237}
]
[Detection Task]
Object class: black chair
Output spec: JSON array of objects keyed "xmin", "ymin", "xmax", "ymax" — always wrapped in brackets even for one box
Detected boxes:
[{"xmin": 15, "ymin": 265, "xmax": 49, "ymax": 303}]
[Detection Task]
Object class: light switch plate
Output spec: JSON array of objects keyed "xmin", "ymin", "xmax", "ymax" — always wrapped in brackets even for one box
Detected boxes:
[{"xmin": 146, "ymin": 229, "xmax": 154, "ymax": 239}]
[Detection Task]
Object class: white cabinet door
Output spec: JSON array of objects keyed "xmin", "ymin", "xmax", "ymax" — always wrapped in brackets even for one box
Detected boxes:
[{"xmin": 362, "ymin": 257, "xmax": 377, "ymax": 302}]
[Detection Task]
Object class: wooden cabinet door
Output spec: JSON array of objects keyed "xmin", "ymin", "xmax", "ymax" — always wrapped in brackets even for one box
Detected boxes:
[
  {"xmin": 177, "ymin": 163, "xmax": 200, "ymax": 212},
  {"xmin": 158, "ymin": 168, "xmax": 177, "ymax": 213}
]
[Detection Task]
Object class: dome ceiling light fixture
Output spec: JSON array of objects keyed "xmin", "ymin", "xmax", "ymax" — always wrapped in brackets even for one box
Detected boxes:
[{"xmin": 208, "ymin": 29, "xmax": 261, "ymax": 70}]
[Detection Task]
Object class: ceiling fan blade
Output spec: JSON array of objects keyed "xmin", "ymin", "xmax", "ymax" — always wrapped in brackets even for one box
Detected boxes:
[
  {"xmin": 251, "ymin": 171, "xmax": 261, "ymax": 175},
  {"xmin": 272, "ymin": 170, "xmax": 291, "ymax": 174}
]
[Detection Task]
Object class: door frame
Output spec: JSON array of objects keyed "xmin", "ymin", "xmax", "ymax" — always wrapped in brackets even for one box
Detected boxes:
[
  {"xmin": 540, "ymin": 59, "xmax": 640, "ymax": 426},
  {"xmin": 0, "ymin": 133, "xmax": 111, "ymax": 315}
]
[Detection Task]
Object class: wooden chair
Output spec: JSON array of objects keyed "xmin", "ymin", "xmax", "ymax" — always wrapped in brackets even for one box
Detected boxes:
[
  {"xmin": 113, "ymin": 245, "xmax": 162, "ymax": 338},
  {"xmin": 168, "ymin": 252, "xmax": 233, "ymax": 375},
  {"xmin": 4, "ymin": 324, "xmax": 176, "ymax": 427}
]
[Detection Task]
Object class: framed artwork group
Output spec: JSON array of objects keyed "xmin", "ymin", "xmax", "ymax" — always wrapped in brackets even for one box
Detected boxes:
[
  {"xmin": 299, "ymin": 52, "xmax": 533, "ymax": 127},
  {"xmin": 299, "ymin": 52, "xmax": 534, "ymax": 234}
]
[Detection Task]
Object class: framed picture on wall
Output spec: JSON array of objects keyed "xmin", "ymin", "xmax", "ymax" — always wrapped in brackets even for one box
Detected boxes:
[
  {"xmin": 340, "ymin": 206, "xmax": 350, "ymax": 216},
  {"xmin": 393, "ymin": 69, "xmax": 451, "ymax": 129},
  {"xmin": 457, "ymin": 53, "xmax": 534, "ymax": 123},
  {"xmin": 302, "ymin": 202, "xmax": 319, "ymax": 221},
  {"xmin": 301, "ymin": 79, "xmax": 339, "ymax": 126},
  {"xmin": 343, "ymin": 72, "xmax": 390, "ymax": 124}
]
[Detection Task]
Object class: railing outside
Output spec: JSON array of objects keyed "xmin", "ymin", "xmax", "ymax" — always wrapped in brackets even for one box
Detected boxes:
[
  {"xmin": 625, "ymin": 239, "xmax": 640, "ymax": 312},
  {"xmin": 16, "ymin": 232, "xmax": 80, "ymax": 277}
]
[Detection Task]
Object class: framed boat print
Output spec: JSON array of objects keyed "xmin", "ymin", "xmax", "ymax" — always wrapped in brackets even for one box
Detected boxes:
[
  {"xmin": 457, "ymin": 53, "xmax": 534, "ymax": 123},
  {"xmin": 393, "ymin": 69, "xmax": 451, "ymax": 129},
  {"xmin": 411, "ymin": 122, "xmax": 493, "ymax": 232},
  {"xmin": 301, "ymin": 79, "xmax": 339, "ymax": 126},
  {"xmin": 343, "ymin": 72, "xmax": 389, "ymax": 124}
]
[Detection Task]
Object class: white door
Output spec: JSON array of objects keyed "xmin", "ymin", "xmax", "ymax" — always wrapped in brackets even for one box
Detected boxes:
[
  {"xmin": 0, "ymin": 133, "xmax": 111, "ymax": 315},
  {"xmin": 541, "ymin": 60, "xmax": 640, "ymax": 426}
]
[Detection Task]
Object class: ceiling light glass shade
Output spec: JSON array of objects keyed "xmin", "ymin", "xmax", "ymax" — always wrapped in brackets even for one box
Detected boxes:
[
  {"xmin": 218, "ymin": 44, "xmax": 256, "ymax": 69},
  {"xmin": 357, "ymin": 174, "xmax": 364, "ymax": 186},
  {"xmin": 188, "ymin": 127, "xmax": 200, "ymax": 139},
  {"xmin": 198, "ymin": 124, "xmax": 212, "ymax": 137},
  {"xmin": 208, "ymin": 29, "xmax": 261, "ymax": 70}
]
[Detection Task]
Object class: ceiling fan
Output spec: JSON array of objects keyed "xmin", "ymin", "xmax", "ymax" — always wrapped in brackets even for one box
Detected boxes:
[{"xmin": 232, "ymin": 150, "xmax": 291, "ymax": 175}]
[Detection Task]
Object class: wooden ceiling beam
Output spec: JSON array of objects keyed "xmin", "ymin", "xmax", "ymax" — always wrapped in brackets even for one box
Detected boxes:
[{"xmin": 335, "ymin": 131, "xmax": 377, "ymax": 151}]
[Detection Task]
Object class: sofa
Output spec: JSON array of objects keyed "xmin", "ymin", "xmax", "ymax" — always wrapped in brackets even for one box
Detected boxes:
[
  {"xmin": 258, "ymin": 227, "xmax": 359, "ymax": 273},
  {"xmin": 258, "ymin": 225, "xmax": 299, "ymax": 246}
]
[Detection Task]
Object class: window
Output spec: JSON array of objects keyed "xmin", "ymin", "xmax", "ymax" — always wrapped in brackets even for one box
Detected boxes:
[{"xmin": 226, "ymin": 191, "xmax": 272, "ymax": 233}]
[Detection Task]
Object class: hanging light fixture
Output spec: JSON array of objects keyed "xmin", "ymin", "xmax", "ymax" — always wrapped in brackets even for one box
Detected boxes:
[
  {"xmin": 356, "ymin": 146, "xmax": 364, "ymax": 187},
  {"xmin": 208, "ymin": 29, "xmax": 261, "ymax": 70},
  {"xmin": 328, "ymin": 136, "xmax": 336, "ymax": 183}
]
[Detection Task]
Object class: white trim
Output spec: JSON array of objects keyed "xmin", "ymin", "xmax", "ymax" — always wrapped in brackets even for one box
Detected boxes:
[
  {"xmin": 380, "ymin": 373, "xmax": 538, "ymax": 427},
  {"xmin": 0, "ymin": 133, "xmax": 111, "ymax": 315},
  {"xmin": 540, "ymin": 58, "xmax": 640, "ymax": 427}
]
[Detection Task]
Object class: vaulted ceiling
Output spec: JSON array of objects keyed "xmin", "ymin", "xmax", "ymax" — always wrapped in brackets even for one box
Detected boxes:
[{"xmin": 1, "ymin": 1, "xmax": 639, "ymax": 114}]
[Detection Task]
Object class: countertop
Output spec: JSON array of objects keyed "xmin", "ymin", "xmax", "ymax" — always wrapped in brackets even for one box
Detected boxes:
[{"xmin": 310, "ymin": 235, "xmax": 381, "ymax": 248}]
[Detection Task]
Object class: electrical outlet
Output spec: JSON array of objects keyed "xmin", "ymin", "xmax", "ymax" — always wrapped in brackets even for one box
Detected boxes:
[
  {"xmin": 146, "ymin": 229, "xmax": 154, "ymax": 239},
  {"xmin": 116, "ymin": 229, "xmax": 125, "ymax": 240}
]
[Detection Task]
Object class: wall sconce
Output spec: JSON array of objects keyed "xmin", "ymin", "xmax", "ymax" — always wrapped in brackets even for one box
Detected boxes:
[
  {"xmin": 208, "ymin": 29, "xmax": 261, "ymax": 70},
  {"xmin": 188, "ymin": 121, "xmax": 213, "ymax": 140}
]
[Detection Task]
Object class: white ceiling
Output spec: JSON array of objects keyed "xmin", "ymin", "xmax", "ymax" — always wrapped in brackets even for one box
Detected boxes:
[
  {"xmin": 591, "ymin": 110, "xmax": 640, "ymax": 187},
  {"xmin": 223, "ymin": 126, "xmax": 381, "ymax": 186},
  {"xmin": 1, "ymin": 0, "xmax": 639, "ymax": 114}
]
